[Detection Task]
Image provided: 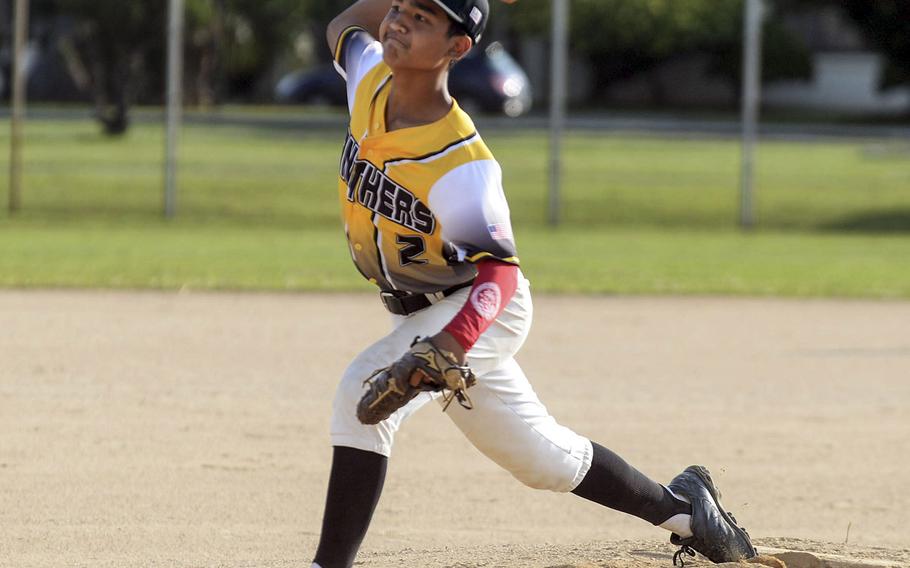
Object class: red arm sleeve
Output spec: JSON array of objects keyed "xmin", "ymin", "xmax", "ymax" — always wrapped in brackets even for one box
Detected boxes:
[{"xmin": 443, "ymin": 259, "xmax": 519, "ymax": 352}]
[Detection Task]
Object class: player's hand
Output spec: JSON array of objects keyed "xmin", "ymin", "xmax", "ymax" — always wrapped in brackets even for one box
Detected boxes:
[
  {"xmin": 408, "ymin": 331, "xmax": 468, "ymax": 387},
  {"xmin": 429, "ymin": 331, "xmax": 467, "ymax": 365},
  {"xmin": 357, "ymin": 336, "xmax": 476, "ymax": 425},
  {"xmin": 410, "ymin": 331, "xmax": 465, "ymax": 386}
]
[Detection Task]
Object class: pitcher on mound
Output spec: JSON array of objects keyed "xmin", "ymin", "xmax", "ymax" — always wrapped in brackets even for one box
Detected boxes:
[{"xmin": 311, "ymin": 1, "xmax": 758, "ymax": 566}]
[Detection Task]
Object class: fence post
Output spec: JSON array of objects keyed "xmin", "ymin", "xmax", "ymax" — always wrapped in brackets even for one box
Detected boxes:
[
  {"xmin": 740, "ymin": 0, "xmax": 765, "ymax": 229},
  {"xmin": 8, "ymin": 0, "xmax": 29, "ymax": 214},
  {"xmin": 164, "ymin": 0, "xmax": 185, "ymax": 219},
  {"xmin": 548, "ymin": 0, "xmax": 569, "ymax": 227}
]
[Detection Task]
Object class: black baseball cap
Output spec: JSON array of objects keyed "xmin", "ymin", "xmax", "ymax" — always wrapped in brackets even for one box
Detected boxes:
[{"xmin": 429, "ymin": 0, "xmax": 489, "ymax": 44}]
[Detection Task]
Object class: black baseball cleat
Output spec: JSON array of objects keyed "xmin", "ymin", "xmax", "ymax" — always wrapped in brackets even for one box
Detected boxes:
[{"xmin": 667, "ymin": 465, "xmax": 757, "ymax": 566}]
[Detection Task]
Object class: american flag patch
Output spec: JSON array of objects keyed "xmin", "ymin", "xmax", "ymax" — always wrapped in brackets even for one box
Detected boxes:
[{"xmin": 487, "ymin": 223, "xmax": 513, "ymax": 241}]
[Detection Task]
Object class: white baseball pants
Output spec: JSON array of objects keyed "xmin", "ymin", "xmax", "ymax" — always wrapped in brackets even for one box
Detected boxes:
[{"xmin": 330, "ymin": 275, "xmax": 593, "ymax": 493}]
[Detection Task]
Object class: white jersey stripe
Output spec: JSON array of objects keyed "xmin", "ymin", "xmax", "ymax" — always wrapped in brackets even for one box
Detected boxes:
[
  {"xmin": 373, "ymin": 214, "xmax": 398, "ymax": 291},
  {"xmin": 383, "ymin": 132, "xmax": 480, "ymax": 171}
]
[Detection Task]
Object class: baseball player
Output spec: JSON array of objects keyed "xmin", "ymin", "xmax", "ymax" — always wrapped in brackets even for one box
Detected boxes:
[{"xmin": 311, "ymin": 1, "xmax": 757, "ymax": 567}]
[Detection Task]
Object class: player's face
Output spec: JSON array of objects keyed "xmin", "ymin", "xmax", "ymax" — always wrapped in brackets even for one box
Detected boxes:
[{"xmin": 379, "ymin": 0, "xmax": 471, "ymax": 72}]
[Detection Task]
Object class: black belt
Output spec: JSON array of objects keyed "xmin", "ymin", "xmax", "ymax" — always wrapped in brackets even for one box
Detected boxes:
[{"xmin": 379, "ymin": 280, "xmax": 474, "ymax": 316}]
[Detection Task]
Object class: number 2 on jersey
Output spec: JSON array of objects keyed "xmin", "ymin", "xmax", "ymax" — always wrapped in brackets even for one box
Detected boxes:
[{"xmin": 396, "ymin": 235, "xmax": 427, "ymax": 266}]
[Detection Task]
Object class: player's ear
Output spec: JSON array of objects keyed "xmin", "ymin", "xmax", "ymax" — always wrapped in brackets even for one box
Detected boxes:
[{"xmin": 448, "ymin": 34, "xmax": 472, "ymax": 63}]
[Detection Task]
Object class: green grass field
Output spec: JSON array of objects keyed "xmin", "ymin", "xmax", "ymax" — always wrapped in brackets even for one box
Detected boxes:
[{"xmin": 1, "ymin": 117, "xmax": 909, "ymax": 297}]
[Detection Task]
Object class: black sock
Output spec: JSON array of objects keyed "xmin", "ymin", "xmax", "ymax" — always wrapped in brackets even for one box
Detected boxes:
[
  {"xmin": 313, "ymin": 446, "xmax": 388, "ymax": 568},
  {"xmin": 571, "ymin": 442, "xmax": 691, "ymax": 525}
]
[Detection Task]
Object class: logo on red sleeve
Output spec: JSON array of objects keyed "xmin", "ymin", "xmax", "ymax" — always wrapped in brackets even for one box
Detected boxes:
[{"xmin": 470, "ymin": 282, "xmax": 501, "ymax": 321}]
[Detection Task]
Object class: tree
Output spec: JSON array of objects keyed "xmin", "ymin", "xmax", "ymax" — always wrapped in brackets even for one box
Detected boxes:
[
  {"xmin": 510, "ymin": 0, "xmax": 810, "ymax": 105},
  {"xmin": 43, "ymin": 0, "xmax": 310, "ymax": 134},
  {"xmin": 35, "ymin": 1, "xmax": 164, "ymax": 134},
  {"xmin": 0, "ymin": 0, "xmax": 11, "ymax": 100},
  {"xmin": 208, "ymin": 0, "xmax": 309, "ymax": 99}
]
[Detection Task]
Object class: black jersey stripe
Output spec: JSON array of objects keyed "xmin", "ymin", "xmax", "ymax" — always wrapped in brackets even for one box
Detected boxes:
[
  {"xmin": 465, "ymin": 251, "xmax": 521, "ymax": 265},
  {"xmin": 333, "ymin": 26, "xmax": 368, "ymax": 74},
  {"xmin": 382, "ymin": 131, "xmax": 479, "ymax": 170},
  {"xmin": 370, "ymin": 74, "xmax": 393, "ymax": 108}
]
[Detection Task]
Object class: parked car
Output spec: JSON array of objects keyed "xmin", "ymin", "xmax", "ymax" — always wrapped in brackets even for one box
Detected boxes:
[{"xmin": 276, "ymin": 42, "xmax": 532, "ymax": 117}]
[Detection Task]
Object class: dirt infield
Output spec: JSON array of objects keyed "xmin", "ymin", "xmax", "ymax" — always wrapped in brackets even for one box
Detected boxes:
[{"xmin": 1, "ymin": 291, "xmax": 908, "ymax": 567}]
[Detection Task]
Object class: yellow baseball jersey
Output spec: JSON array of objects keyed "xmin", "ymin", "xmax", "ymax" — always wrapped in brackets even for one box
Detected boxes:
[{"xmin": 333, "ymin": 27, "xmax": 519, "ymax": 295}]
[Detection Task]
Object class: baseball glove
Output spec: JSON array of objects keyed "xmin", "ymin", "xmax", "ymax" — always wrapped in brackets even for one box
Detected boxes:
[{"xmin": 357, "ymin": 337, "xmax": 476, "ymax": 425}]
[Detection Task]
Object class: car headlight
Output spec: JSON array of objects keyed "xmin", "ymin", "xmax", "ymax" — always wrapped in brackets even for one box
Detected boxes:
[
  {"xmin": 502, "ymin": 77, "xmax": 523, "ymax": 98},
  {"xmin": 503, "ymin": 98, "xmax": 525, "ymax": 118}
]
